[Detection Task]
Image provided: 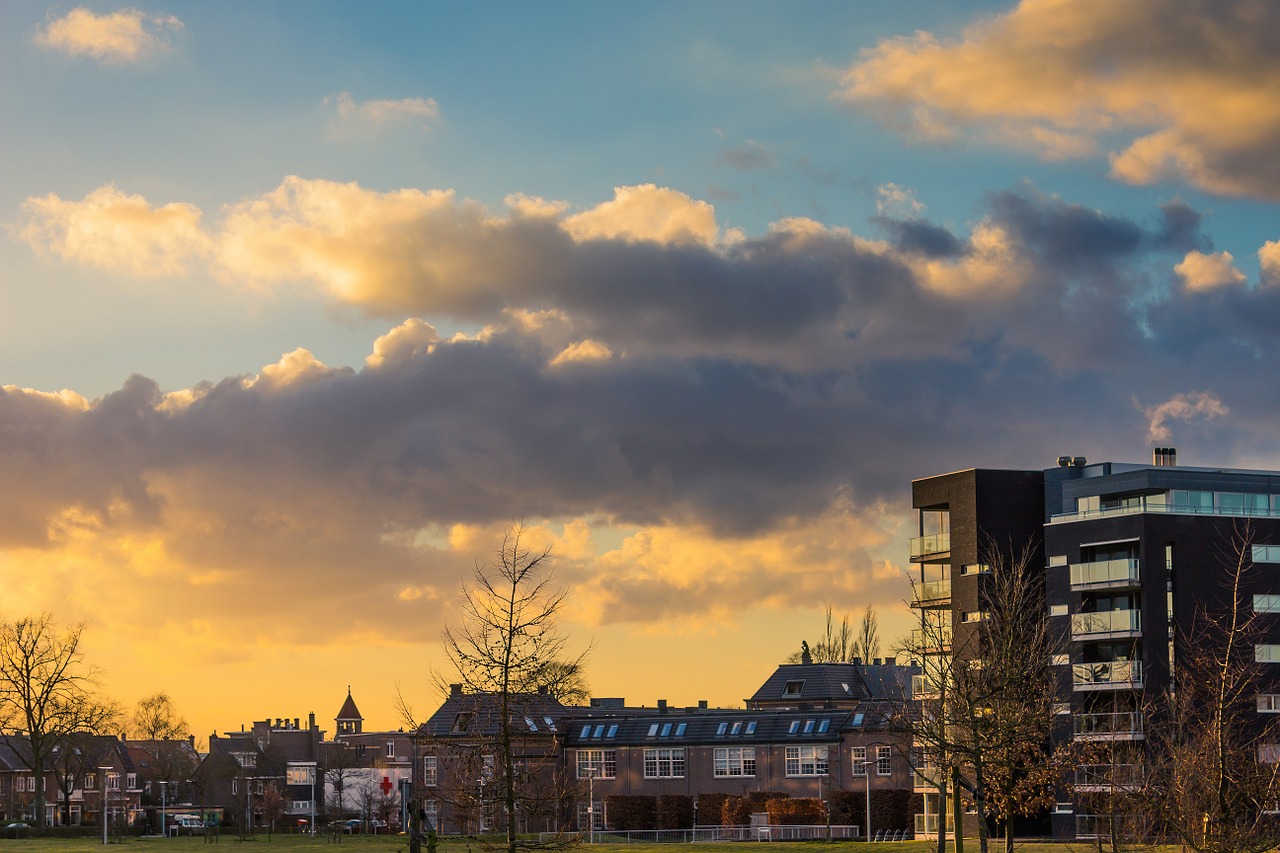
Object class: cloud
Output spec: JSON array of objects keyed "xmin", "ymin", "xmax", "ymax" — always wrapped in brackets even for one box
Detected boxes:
[
  {"xmin": 325, "ymin": 92, "xmax": 440, "ymax": 134},
  {"xmin": 720, "ymin": 140, "xmax": 775, "ymax": 171},
  {"xmin": 1142, "ymin": 391, "xmax": 1229, "ymax": 443},
  {"xmin": 562, "ymin": 184, "xmax": 719, "ymax": 246},
  {"xmin": 1260, "ymin": 241, "xmax": 1280, "ymax": 288},
  {"xmin": 838, "ymin": 0, "xmax": 1280, "ymax": 199},
  {"xmin": 1175, "ymin": 250, "xmax": 1246, "ymax": 292},
  {"xmin": 35, "ymin": 7, "xmax": 182, "ymax": 63},
  {"xmin": 15, "ymin": 184, "xmax": 211, "ymax": 276}
]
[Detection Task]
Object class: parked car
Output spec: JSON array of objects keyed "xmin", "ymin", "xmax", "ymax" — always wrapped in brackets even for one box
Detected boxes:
[
  {"xmin": 170, "ymin": 815, "xmax": 206, "ymax": 835},
  {"xmin": 3, "ymin": 822, "xmax": 30, "ymax": 839}
]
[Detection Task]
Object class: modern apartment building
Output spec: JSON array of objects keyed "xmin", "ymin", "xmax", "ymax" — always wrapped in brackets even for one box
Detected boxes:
[{"xmin": 909, "ymin": 450, "xmax": 1280, "ymax": 840}]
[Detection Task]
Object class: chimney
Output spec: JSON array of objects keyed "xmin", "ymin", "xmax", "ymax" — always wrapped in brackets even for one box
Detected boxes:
[
  {"xmin": 294, "ymin": 718, "xmax": 299, "ymax": 729},
  {"xmin": 1057, "ymin": 455, "xmax": 1072, "ymax": 467},
  {"xmin": 698, "ymin": 700, "xmax": 708, "ymax": 710},
  {"xmin": 1072, "ymin": 456, "xmax": 1087, "ymax": 467},
  {"xmin": 873, "ymin": 657, "xmax": 882, "ymax": 666},
  {"xmin": 657, "ymin": 699, "xmax": 668, "ymax": 714},
  {"xmin": 308, "ymin": 712, "xmax": 316, "ymax": 731},
  {"xmin": 851, "ymin": 656, "xmax": 861, "ymax": 665},
  {"xmin": 450, "ymin": 683, "xmax": 463, "ymax": 696},
  {"xmin": 1153, "ymin": 447, "xmax": 1178, "ymax": 467}
]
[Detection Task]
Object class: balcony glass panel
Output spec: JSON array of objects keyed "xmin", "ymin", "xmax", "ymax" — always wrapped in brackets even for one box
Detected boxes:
[
  {"xmin": 1069, "ymin": 558, "xmax": 1139, "ymax": 588},
  {"xmin": 1074, "ymin": 764, "xmax": 1143, "ymax": 788},
  {"xmin": 910, "ymin": 627, "xmax": 953, "ymax": 651},
  {"xmin": 1072, "ymin": 711, "xmax": 1143, "ymax": 738},
  {"xmin": 913, "ymin": 578, "xmax": 952, "ymax": 604},
  {"xmin": 1072, "ymin": 660, "xmax": 1142, "ymax": 688},
  {"xmin": 1072, "ymin": 609, "xmax": 1140, "ymax": 638},
  {"xmin": 911, "ymin": 533, "xmax": 951, "ymax": 558}
]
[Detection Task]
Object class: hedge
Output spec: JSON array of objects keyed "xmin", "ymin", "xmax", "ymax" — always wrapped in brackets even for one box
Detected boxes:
[
  {"xmin": 696, "ymin": 793, "xmax": 727, "ymax": 826},
  {"xmin": 605, "ymin": 794, "xmax": 656, "ymax": 830},
  {"xmin": 656, "ymin": 794, "xmax": 693, "ymax": 829},
  {"xmin": 766, "ymin": 797, "xmax": 825, "ymax": 825},
  {"xmin": 722, "ymin": 791, "xmax": 789, "ymax": 825}
]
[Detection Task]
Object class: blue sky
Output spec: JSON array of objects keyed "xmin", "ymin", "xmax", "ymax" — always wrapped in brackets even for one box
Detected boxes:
[{"xmin": 3, "ymin": 0, "xmax": 1279, "ymax": 737}]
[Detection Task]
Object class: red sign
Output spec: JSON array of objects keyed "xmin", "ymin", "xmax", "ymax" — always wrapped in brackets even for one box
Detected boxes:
[{"xmin": 380, "ymin": 776, "xmax": 392, "ymax": 795}]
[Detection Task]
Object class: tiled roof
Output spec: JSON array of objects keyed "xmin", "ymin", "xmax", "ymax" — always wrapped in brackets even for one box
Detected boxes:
[
  {"xmin": 336, "ymin": 689, "xmax": 363, "ymax": 722},
  {"xmin": 562, "ymin": 706, "xmax": 893, "ymax": 748},
  {"xmin": 420, "ymin": 690, "xmax": 567, "ymax": 739}
]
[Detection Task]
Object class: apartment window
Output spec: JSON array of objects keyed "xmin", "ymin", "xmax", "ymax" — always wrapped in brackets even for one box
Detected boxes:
[
  {"xmin": 1256, "ymin": 594, "xmax": 1280, "ymax": 613},
  {"xmin": 1049, "ymin": 604, "xmax": 1068, "ymax": 617},
  {"xmin": 851, "ymin": 746, "xmax": 867, "ymax": 776},
  {"xmin": 1051, "ymin": 653, "xmax": 1069, "ymax": 665},
  {"xmin": 1048, "ymin": 555, "xmax": 1067, "ymax": 567},
  {"xmin": 1053, "ymin": 803, "xmax": 1074, "ymax": 814},
  {"xmin": 422, "ymin": 756, "xmax": 437, "ymax": 787},
  {"xmin": 1254, "ymin": 545, "xmax": 1280, "ymax": 563},
  {"xmin": 577, "ymin": 749, "xmax": 617, "ymax": 779},
  {"xmin": 386, "ymin": 741, "xmax": 395, "ymax": 758},
  {"xmin": 713, "ymin": 747, "xmax": 756, "ymax": 777},
  {"xmin": 643, "ymin": 748, "xmax": 685, "ymax": 778},
  {"xmin": 961, "ymin": 563, "xmax": 991, "ymax": 575},
  {"xmin": 962, "ymin": 611, "xmax": 989, "ymax": 623},
  {"xmin": 1053, "ymin": 702, "xmax": 1071, "ymax": 715},
  {"xmin": 1259, "ymin": 695, "xmax": 1280, "ymax": 713},
  {"xmin": 1258, "ymin": 645, "xmax": 1280, "ymax": 663},
  {"xmin": 784, "ymin": 745, "xmax": 828, "ymax": 777},
  {"xmin": 877, "ymin": 746, "xmax": 892, "ymax": 776}
]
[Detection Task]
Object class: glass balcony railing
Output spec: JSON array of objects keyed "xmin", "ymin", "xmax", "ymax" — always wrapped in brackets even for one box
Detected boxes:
[
  {"xmin": 1074, "ymin": 764, "xmax": 1143, "ymax": 789},
  {"xmin": 1072, "ymin": 660, "xmax": 1142, "ymax": 690},
  {"xmin": 914, "ymin": 814, "xmax": 955, "ymax": 835},
  {"xmin": 910, "ymin": 533, "xmax": 951, "ymax": 559},
  {"xmin": 1072, "ymin": 711, "xmax": 1144, "ymax": 739},
  {"xmin": 1069, "ymin": 558, "xmax": 1140, "ymax": 589},
  {"xmin": 1071, "ymin": 609, "xmax": 1141, "ymax": 638},
  {"xmin": 910, "ymin": 627, "xmax": 953, "ymax": 652},
  {"xmin": 912, "ymin": 578, "xmax": 952, "ymax": 605},
  {"xmin": 911, "ymin": 674, "xmax": 944, "ymax": 698}
]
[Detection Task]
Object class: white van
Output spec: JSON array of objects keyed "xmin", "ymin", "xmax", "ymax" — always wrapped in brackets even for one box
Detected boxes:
[{"xmin": 170, "ymin": 815, "xmax": 206, "ymax": 835}]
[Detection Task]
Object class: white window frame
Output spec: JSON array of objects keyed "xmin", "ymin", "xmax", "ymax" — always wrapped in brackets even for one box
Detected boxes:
[
  {"xmin": 1259, "ymin": 694, "xmax": 1280, "ymax": 713},
  {"xmin": 876, "ymin": 745, "xmax": 892, "ymax": 776},
  {"xmin": 1255, "ymin": 594, "xmax": 1280, "ymax": 614},
  {"xmin": 643, "ymin": 748, "xmax": 684, "ymax": 779},
  {"xmin": 1050, "ymin": 653, "xmax": 1069, "ymax": 666},
  {"xmin": 713, "ymin": 747, "xmax": 755, "ymax": 778},
  {"xmin": 851, "ymin": 746, "xmax": 867, "ymax": 776},
  {"xmin": 422, "ymin": 756, "xmax": 437, "ymax": 787},
  {"xmin": 784, "ymin": 745, "xmax": 828, "ymax": 777},
  {"xmin": 1048, "ymin": 604, "xmax": 1069, "ymax": 617},
  {"xmin": 1258, "ymin": 644, "xmax": 1280, "ymax": 663},
  {"xmin": 576, "ymin": 749, "xmax": 617, "ymax": 779}
]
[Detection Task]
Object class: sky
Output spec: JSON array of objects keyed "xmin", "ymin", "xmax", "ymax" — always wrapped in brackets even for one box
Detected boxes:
[{"xmin": 4, "ymin": 0, "xmax": 1280, "ymax": 743}]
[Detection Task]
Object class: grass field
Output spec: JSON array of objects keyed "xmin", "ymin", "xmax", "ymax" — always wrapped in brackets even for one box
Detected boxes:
[{"xmin": 0, "ymin": 836, "xmax": 1148, "ymax": 853}]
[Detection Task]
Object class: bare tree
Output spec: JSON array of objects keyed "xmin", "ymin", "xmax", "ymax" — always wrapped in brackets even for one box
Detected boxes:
[
  {"xmin": 131, "ymin": 692, "xmax": 189, "ymax": 740},
  {"xmin": 1137, "ymin": 523, "xmax": 1280, "ymax": 853},
  {"xmin": 857, "ymin": 605, "xmax": 881, "ymax": 663},
  {"xmin": 787, "ymin": 605, "xmax": 855, "ymax": 663},
  {"xmin": 0, "ymin": 615, "xmax": 118, "ymax": 830},
  {"xmin": 439, "ymin": 522, "xmax": 586, "ymax": 853}
]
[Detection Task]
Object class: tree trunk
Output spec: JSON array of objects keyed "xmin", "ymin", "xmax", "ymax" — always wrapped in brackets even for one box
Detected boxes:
[{"xmin": 952, "ymin": 766, "xmax": 965, "ymax": 853}]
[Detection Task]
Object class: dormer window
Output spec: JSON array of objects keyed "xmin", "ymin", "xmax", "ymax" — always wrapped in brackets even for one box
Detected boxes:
[
  {"xmin": 783, "ymin": 680, "xmax": 804, "ymax": 697},
  {"xmin": 452, "ymin": 712, "xmax": 473, "ymax": 733}
]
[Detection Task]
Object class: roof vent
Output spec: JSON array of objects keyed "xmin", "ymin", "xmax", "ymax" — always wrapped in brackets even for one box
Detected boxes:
[
  {"xmin": 1153, "ymin": 447, "xmax": 1177, "ymax": 467},
  {"xmin": 1072, "ymin": 457, "xmax": 1087, "ymax": 467},
  {"xmin": 1057, "ymin": 455, "xmax": 1072, "ymax": 467}
]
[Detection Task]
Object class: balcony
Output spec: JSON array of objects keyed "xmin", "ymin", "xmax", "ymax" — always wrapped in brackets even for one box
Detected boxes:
[
  {"xmin": 1075, "ymin": 814, "xmax": 1137, "ymax": 840},
  {"xmin": 1074, "ymin": 763, "xmax": 1143, "ymax": 792},
  {"xmin": 1072, "ymin": 711, "xmax": 1144, "ymax": 740},
  {"xmin": 911, "ymin": 674, "xmax": 944, "ymax": 699},
  {"xmin": 1071, "ymin": 609, "xmax": 1141, "ymax": 639},
  {"xmin": 910, "ymin": 533, "xmax": 951, "ymax": 561},
  {"xmin": 910, "ymin": 627, "xmax": 953, "ymax": 653},
  {"xmin": 1073, "ymin": 661, "xmax": 1142, "ymax": 691},
  {"xmin": 911, "ymin": 578, "xmax": 952, "ymax": 607},
  {"xmin": 914, "ymin": 813, "xmax": 955, "ymax": 837},
  {"xmin": 1069, "ymin": 558, "xmax": 1140, "ymax": 590}
]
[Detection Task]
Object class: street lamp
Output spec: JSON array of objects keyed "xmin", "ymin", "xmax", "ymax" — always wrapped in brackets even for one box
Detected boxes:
[
  {"xmin": 99, "ymin": 766, "xmax": 110, "ymax": 846},
  {"xmin": 160, "ymin": 780, "xmax": 167, "ymax": 838},
  {"xmin": 586, "ymin": 767, "xmax": 596, "ymax": 845},
  {"xmin": 861, "ymin": 742, "xmax": 898, "ymax": 842}
]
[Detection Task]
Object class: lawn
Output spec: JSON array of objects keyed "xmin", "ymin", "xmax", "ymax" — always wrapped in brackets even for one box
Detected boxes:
[{"xmin": 0, "ymin": 836, "xmax": 1154, "ymax": 853}]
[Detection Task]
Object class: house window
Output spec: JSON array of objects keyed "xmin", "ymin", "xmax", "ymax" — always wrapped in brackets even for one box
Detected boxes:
[
  {"xmin": 606, "ymin": 724, "xmax": 618, "ymax": 738},
  {"xmin": 1049, "ymin": 604, "xmax": 1068, "ymax": 617},
  {"xmin": 1257, "ymin": 645, "xmax": 1280, "ymax": 663},
  {"xmin": 422, "ymin": 756, "xmax": 437, "ymax": 787},
  {"xmin": 232, "ymin": 779, "xmax": 239, "ymax": 795},
  {"xmin": 783, "ymin": 680, "xmax": 804, "ymax": 696},
  {"xmin": 713, "ymin": 747, "xmax": 755, "ymax": 777},
  {"xmin": 386, "ymin": 741, "xmax": 395, "ymax": 758},
  {"xmin": 126, "ymin": 773, "xmax": 137, "ymax": 789},
  {"xmin": 788, "ymin": 720, "xmax": 800, "ymax": 734},
  {"xmin": 851, "ymin": 746, "xmax": 867, "ymax": 776},
  {"xmin": 643, "ymin": 748, "xmax": 685, "ymax": 778},
  {"xmin": 85, "ymin": 773, "xmax": 95, "ymax": 790},
  {"xmin": 784, "ymin": 746, "xmax": 828, "ymax": 777},
  {"xmin": 543, "ymin": 716, "xmax": 557, "ymax": 732},
  {"xmin": 745, "ymin": 721, "xmax": 757, "ymax": 734},
  {"xmin": 107, "ymin": 773, "xmax": 120, "ymax": 791},
  {"xmin": 647, "ymin": 723, "xmax": 659, "ymax": 737},
  {"xmin": 1259, "ymin": 695, "xmax": 1280, "ymax": 713},
  {"xmin": 716, "ymin": 722, "xmax": 727, "ymax": 736},
  {"xmin": 452, "ymin": 712, "xmax": 473, "ymax": 733},
  {"xmin": 877, "ymin": 746, "xmax": 892, "ymax": 776},
  {"xmin": 962, "ymin": 611, "xmax": 988, "ymax": 623},
  {"xmin": 577, "ymin": 801, "xmax": 604, "ymax": 831},
  {"xmin": 576, "ymin": 749, "xmax": 617, "ymax": 779}
]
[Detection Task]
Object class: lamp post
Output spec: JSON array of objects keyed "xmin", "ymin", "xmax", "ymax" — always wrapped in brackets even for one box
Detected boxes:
[
  {"xmin": 862, "ymin": 742, "xmax": 898, "ymax": 842},
  {"xmin": 99, "ymin": 766, "xmax": 110, "ymax": 846},
  {"xmin": 160, "ymin": 780, "xmax": 167, "ymax": 838},
  {"xmin": 586, "ymin": 768, "xmax": 595, "ymax": 845}
]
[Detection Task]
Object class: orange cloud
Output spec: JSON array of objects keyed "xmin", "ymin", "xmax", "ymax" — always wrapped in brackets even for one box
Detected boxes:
[
  {"xmin": 1175, "ymin": 250, "xmax": 1246, "ymax": 292},
  {"xmin": 840, "ymin": 0, "xmax": 1280, "ymax": 199},
  {"xmin": 563, "ymin": 184, "xmax": 719, "ymax": 247},
  {"xmin": 35, "ymin": 7, "xmax": 182, "ymax": 63},
  {"xmin": 17, "ymin": 185, "xmax": 210, "ymax": 276}
]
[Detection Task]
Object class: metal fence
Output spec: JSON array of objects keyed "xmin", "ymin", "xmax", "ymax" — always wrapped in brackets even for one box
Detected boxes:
[{"xmin": 540, "ymin": 824, "xmax": 861, "ymax": 843}]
